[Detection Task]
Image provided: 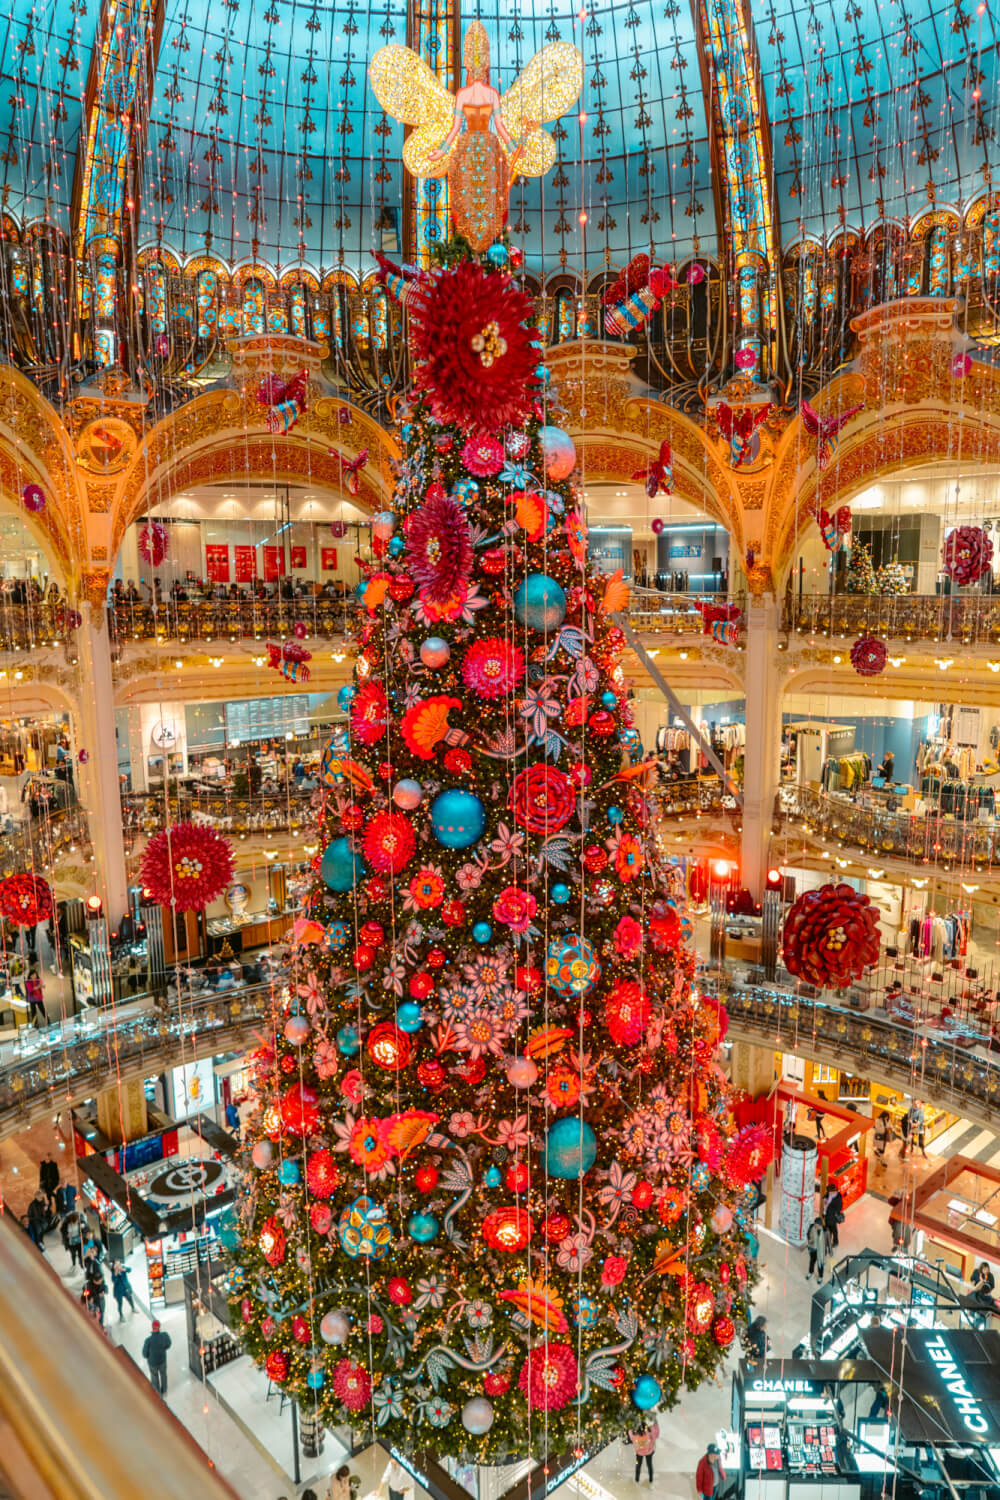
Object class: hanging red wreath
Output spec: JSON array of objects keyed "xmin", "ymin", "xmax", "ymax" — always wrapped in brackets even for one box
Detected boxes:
[
  {"xmin": 942, "ymin": 525, "xmax": 994, "ymax": 585},
  {"xmin": 849, "ymin": 635, "xmax": 887, "ymax": 677},
  {"xmin": 138, "ymin": 521, "xmax": 170, "ymax": 567},
  {"xmin": 782, "ymin": 881, "xmax": 880, "ymax": 989},
  {"xmin": 0, "ymin": 874, "xmax": 53, "ymax": 926},
  {"xmin": 407, "ymin": 261, "xmax": 541, "ymax": 433},
  {"xmin": 139, "ymin": 821, "xmax": 235, "ymax": 911}
]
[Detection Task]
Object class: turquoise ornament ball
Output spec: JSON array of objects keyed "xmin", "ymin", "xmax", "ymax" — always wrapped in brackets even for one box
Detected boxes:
[
  {"xmin": 307, "ymin": 1369, "xmax": 325, "ymax": 1390},
  {"xmin": 473, "ymin": 921, "xmax": 493, "ymax": 944},
  {"xmin": 430, "ymin": 789, "xmax": 486, "ymax": 849},
  {"xmin": 691, "ymin": 1161, "xmax": 710, "ymax": 1191},
  {"xmin": 278, "ymin": 1159, "xmax": 301, "ymax": 1186},
  {"xmin": 321, "ymin": 837, "xmax": 365, "ymax": 892},
  {"xmin": 325, "ymin": 921, "xmax": 349, "ymax": 949},
  {"xmin": 633, "ymin": 1375, "xmax": 662, "ymax": 1410},
  {"xmin": 544, "ymin": 1117, "xmax": 597, "ymax": 1179},
  {"xmin": 535, "ymin": 364, "xmax": 550, "ymax": 383},
  {"xmin": 574, "ymin": 1293, "xmax": 598, "ymax": 1328},
  {"xmin": 552, "ymin": 883, "xmax": 570, "ymax": 905},
  {"xmin": 397, "ymin": 1001, "xmax": 424, "ymax": 1033},
  {"xmin": 336, "ymin": 685, "xmax": 356, "ymax": 712},
  {"xmin": 538, "ymin": 425, "xmax": 577, "ymax": 481},
  {"xmin": 514, "ymin": 573, "xmax": 567, "ymax": 633},
  {"xmin": 601, "ymin": 691, "xmax": 618, "ymax": 710},
  {"xmin": 408, "ymin": 1211, "xmax": 439, "ymax": 1243},
  {"xmin": 607, "ymin": 806, "xmax": 623, "ymax": 823},
  {"xmin": 338, "ymin": 1196, "xmax": 392, "ymax": 1260},
  {"xmin": 388, "ymin": 535, "xmax": 405, "ymax": 558},
  {"xmin": 487, "ymin": 241, "xmax": 508, "ymax": 266},
  {"xmin": 454, "ymin": 477, "xmax": 479, "ymax": 504},
  {"xmin": 746, "ymin": 1232, "xmax": 760, "ymax": 1258},
  {"xmin": 546, "ymin": 934, "xmax": 601, "ymax": 998},
  {"xmin": 215, "ymin": 1208, "xmax": 241, "ymax": 1250},
  {"xmin": 336, "ymin": 1024, "xmax": 360, "ymax": 1056},
  {"xmin": 484, "ymin": 1165, "xmax": 503, "ymax": 1187}
]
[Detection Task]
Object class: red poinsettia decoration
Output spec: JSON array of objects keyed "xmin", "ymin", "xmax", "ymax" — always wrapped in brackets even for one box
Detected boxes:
[
  {"xmin": 782, "ymin": 881, "xmax": 880, "ymax": 989},
  {"xmin": 350, "ymin": 682, "xmax": 388, "ymax": 745},
  {"xmin": 138, "ymin": 520, "xmax": 169, "ymax": 567},
  {"xmin": 849, "ymin": 635, "xmax": 887, "ymax": 677},
  {"xmin": 518, "ymin": 1342, "xmax": 579, "ymax": 1411},
  {"xmin": 942, "ymin": 524, "xmax": 994, "ymax": 585},
  {"xmin": 139, "ymin": 821, "xmax": 235, "ymax": 911},
  {"xmin": 722, "ymin": 1123, "xmax": 773, "ymax": 1189},
  {"xmin": 405, "ymin": 490, "xmax": 473, "ymax": 604},
  {"xmin": 0, "ymin": 874, "xmax": 53, "ymax": 926},
  {"xmin": 408, "ymin": 261, "xmax": 541, "ymax": 432}
]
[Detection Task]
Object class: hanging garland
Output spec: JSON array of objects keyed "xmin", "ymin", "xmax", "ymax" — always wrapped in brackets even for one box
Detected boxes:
[
  {"xmin": 0, "ymin": 874, "xmax": 53, "ymax": 926},
  {"xmin": 782, "ymin": 883, "xmax": 880, "ymax": 989},
  {"xmin": 139, "ymin": 821, "xmax": 235, "ymax": 910}
]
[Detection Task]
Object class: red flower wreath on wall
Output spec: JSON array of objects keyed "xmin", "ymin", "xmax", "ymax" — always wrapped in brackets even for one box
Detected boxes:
[
  {"xmin": 0, "ymin": 874, "xmax": 53, "ymax": 927},
  {"xmin": 139, "ymin": 821, "xmax": 235, "ymax": 911}
]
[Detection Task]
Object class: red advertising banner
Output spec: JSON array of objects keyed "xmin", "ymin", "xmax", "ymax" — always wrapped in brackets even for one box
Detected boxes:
[
  {"xmin": 204, "ymin": 544, "xmax": 230, "ymax": 582},
  {"xmin": 290, "ymin": 545, "xmax": 307, "ymax": 570},
  {"xmin": 262, "ymin": 545, "xmax": 286, "ymax": 580},
  {"xmin": 321, "ymin": 547, "xmax": 338, "ymax": 571},
  {"xmin": 234, "ymin": 545, "xmax": 256, "ymax": 582}
]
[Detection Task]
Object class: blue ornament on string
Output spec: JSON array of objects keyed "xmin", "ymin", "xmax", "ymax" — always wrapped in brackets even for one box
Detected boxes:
[
  {"xmin": 484, "ymin": 1165, "xmax": 503, "ymax": 1187},
  {"xmin": 535, "ymin": 364, "xmax": 550, "ymax": 383},
  {"xmin": 513, "ymin": 574, "xmax": 567, "ymax": 633},
  {"xmin": 431, "ymin": 789, "xmax": 486, "ymax": 849},
  {"xmin": 454, "ymin": 476, "xmax": 479, "ymax": 504},
  {"xmin": 397, "ymin": 1001, "xmax": 424, "ymax": 1033},
  {"xmin": 601, "ymin": 691, "xmax": 617, "ymax": 710},
  {"xmin": 551, "ymin": 883, "xmax": 570, "ymax": 905},
  {"xmin": 401, "ymin": 423, "xmax": 413, "ymax": 441},
  {"xmin": 473, "ymin": 921, "xmax": 493, "ymax": 944},
  {"xmin": 573, "ymin": 1294, "xmax": 598, "ymax": 1328},
  {"xmin": 307, "ymin": 1369, "xmax": 325, "ymax": 1390},
  {"xmin": 607, "ymin": 806, "xmax": 624, "ymax": 824},
  {"xmin": 746, "ymin": 1232, "xmax": 760, "ymax": 1258},
  {"xmin": 278, "ymin": 1159, "xmax": 301, "ymax": 1186},
  {"xmin": 388, "ymin": 535, "xmax": 405, "ymax": 558},
  {"xmin": 544, "ymin": 1118, "xmax": 597, "ymax": 1179},
  {"xmin": 321, "ymin": 837, "xmax": 365, "ymax": 893},
  {"xmin": 632, "ymin": 1375, "xmax": 662, "ymax": 1410},
  {"xmin": 690, "ymin": 1161, "xmax": 710, "ymax": 1191},
  {"xmin": 487, "ymin": 241, "xmax": 508, "ymax": 267},
  {"xmin": 325, "ymin": 921, "xmax": 349, "ymax": 950},
  {"xmin": 337, "ymin": 685, "xmax": 356, "ymax": 712},
  {"xmin": 336, "ymin": 1024, "xmax": 360, "ymax": 1056},
  {"xmin": 408, "ymin": 1211, "xmax": 439, "ymax": 1243}
]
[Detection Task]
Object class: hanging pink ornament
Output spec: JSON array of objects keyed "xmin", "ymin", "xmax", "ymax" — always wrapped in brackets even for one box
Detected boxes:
[
  {"xmin": 154, "ymin": 334, "xmax": 169, "ymax": 357},
  {"xmin": 77, "ymin": 749, "xmax": 89, "ymax": 764},
  {"xmin": 22, "ymin": 483, "xmax": 45, "ymax": 513},
  {"xmin": 293, "ymin": 621, "xmax": 309, "ymax": 640},
  {"xmin": 686, "ymin": 263, "xmax": 706, "ymax": 285},
  {"xmin": 651, "ymin": 518, "xmax": 665, "ymax": 535},
  {"xmin": 138, "ymin": 520, "xmax": 170, "ymax": 567},
  {"xmin": 951, "ymin": 352, "xmax": 973, "ymax": 378},
  {"xmin": 942, "ymin": 525, "xmax": 993, "ymax": 585},
  {"xmin": 734, "ymin": 347, "xmax": 757, "ymax": 370},
  {"xmin": 330, "ymin": 521, "xmax": 348, "ymax": 539}
]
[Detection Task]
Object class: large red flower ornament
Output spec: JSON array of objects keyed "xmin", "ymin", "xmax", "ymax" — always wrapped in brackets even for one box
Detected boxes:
[
  {"xmin": 406, "ymin": 491, "xmax": 474, "ymax": 604},
  {"xmin": 849, "ymin": 636, "xmax": 887, "ymax": 677},
  {"xmin": 518, "ymin": 1343, "xmax": 579, "ymax": 1411},
  {"xmin": 139, "ymin": 821, "xmax": 235, "ymax": 911},
  {"xmin": 782, "ymin": 881, "xmax": 880, "ymax": 988},
  {"xmin": 509, "ymin": 765, "xmax": 576, "ymax": 835},
  {"xmin": 942, "ymin": 525, "xmax": 993, "ymax": 585},
  {"xmin": 722, "ymin": 1124, "xmax": 773, "ymax": 1189},
  {"xmin": 0, "ymin": 874, "xmax": 53, "ymax": 926},
  {"xmin": 408, "ymin": 261, "xmax": 541, "ymax": 432},
  {"xmin": 138, "ymin": 521, "xmax": 169, "ymax": 567}
]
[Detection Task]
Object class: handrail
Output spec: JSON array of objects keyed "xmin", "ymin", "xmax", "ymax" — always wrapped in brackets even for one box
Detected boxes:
[
  {"xmin": 0, "ymin": 806, "xmax": 91, "ymax": 881},
  {"xmin": 626, "ymin": 588, "xmax": 732, "ymax": 636},
  {"xmin": 122, "ymin": 788, "xmax": 317, "ymax": 838},
  {"xmin": 109, "ymin": 597, "xmax": 355, "ymax": 645},
  {"xmin": 780, "ymin": 782, "xmax": 1000, "ymax": 870},
  {"xmin": 704, "ymin": 975, "xmax": 1000, "ymax": 1131},
  {"xmin": 0, "ymin": 1217, "xmax": 240, "ymax": 1499},
  {"xmin": 784, "ymin": 590, "xmax": 1000, "ymax": 644},
  {"xmin": 0, "ymin": 601, "xmax": 73, "ymax": 652}
]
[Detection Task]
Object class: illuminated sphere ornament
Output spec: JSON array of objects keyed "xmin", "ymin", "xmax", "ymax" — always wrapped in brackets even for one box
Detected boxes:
[
  {"xmin": 284, "ymin": 1015, "xmax": 310, "ymax": 1045},
  {"xmin": 408, "ymin": 1211, "xmax": 439, "ymax": 1243},
  {"xmin": 420, "ymin": 637, "xmax": 451, "ymax": 669},
  {"xmin": 508, "ymin": 1057, "xmax": 538, "ymax": 1088},
  {"xmin": 453, "ymin": 476, "xmax": 479, "ymax": 504},
  {"xmin": 307, "ymin": 1368, "xmax": 325, "ymax": 1390},
  {"xmin": 337, "ymin": 686, "xmax": 356, "ymax": 712},
  {"xmin": 338, "ymin": 1196, "xmax": 392, "ymax": 1259},
  {"xmin": 430, "ymin": 789, "xmax": 486, "ymax": 849},
  {"xmin": 320, "ymin": 1310, "xmax": 351, "ymax": 1344},
  {"xmin": 462, "ymin": 1398, "xmax": 495, "ymax": 1434},
  {"xmin": 632, "ymin": 1374, "xmax": 662, "ymax": 1410},
  {"xmin": 544, "ymin": 1117, "xmax": 597, "ymax": 1179},
  {"xmin": 514, "ymin": 573, "xmax": 567, "ymax": 633},
  {"xmin": 546, "ymin": 934, "xmax": 601, "ymax": 998},
  {"xmin": 336, "ymin": 1024, "xmax": 360, "ymax": 1055},
  {"xmin": 551, "ymin": 883, "xmax": 570, "ymax": 904},
  {"xmin": 538, "ymin": 425, "xmax": 577, "ymax": 481},
  {"xmin": 393, "ymin": 778, "xmax": 423, "ymax": 810},
  {"xmin": 251, "ymin": 1141, "xmax": 274, "ymax": 1170},
  {"xmin": 321, "ymin": 837, "xmax": 365, "ymax": 892},
  {"xmin": 473, "ymin": 921, "xmax": 493, "ymax": 943},
  {"xmin": 486, "ymin": 241, "xmax": 508, "ymax": 267},
  {"xmin": 397, "ymin": 1001, "xmax": 424, "ymax": 1033},
  {"xmin": 372, "ymin": 510, "xmax": 397, "ymax": 541}
]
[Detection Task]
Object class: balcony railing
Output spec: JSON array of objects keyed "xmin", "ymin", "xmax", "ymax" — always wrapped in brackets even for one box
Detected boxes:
[
  {"xmin": 0, "ymin": 601, "xmax": 74, "ymax": 652},
  {"xmin": 780, "ymin": 783, "xmax": 1000, "ymax": 870},
  {"xmin": 108, "ymin": 596, "xmax": 355, "ymax": 646},
  {"xmin": 122, "ymin": 788, "xmax": 317, "ymax": 840},
  {"xmin": 629, "ymin": 588, "xmax": 732, "ymax": 636},
  {"xmin": 0, "ymin": 806, "xmax": 91, "ymax": 881},
  {"xmin": 784, "ymin": 591, "xmax": 1000, "ymax": 645},
  {"xmin": 705, "ymin": 976, "xmax": 1000, "ymax": 1130}
]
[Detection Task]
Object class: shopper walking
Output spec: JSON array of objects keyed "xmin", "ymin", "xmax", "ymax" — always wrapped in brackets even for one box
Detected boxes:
[
  {"xmin": 823, "ymin": 1186, "xmax": 844, "ymax": 1250},
  {"xmin": 747, "ymin": 1315, "xmax": 769, "ymax": 1365},
  {"xmin": 24, "ymin": 968, "xmax": 45, "ymax": 1026},
  {"xmin": 805, "ymin": 1216, "xmax": 827, "ymax": 1282},
  {"xmin": 111, "ymin": 1260, "xmax": 136, "ymax": 1320},
  {"xmin": 327, "ymin": 1465, "xmax": 353, "ymax": 1500},
  {"xmin": 695, "ymin": 1442, "xmax": 726, "ymax": 1500},
  {"xmin": 898, "ymin": 1107, "xmax": 911, "ymax": 1159},
  {"xmin": 26, "ymin": 1191, "xmax": 48, "ymax": 1249},
  {"xmin": 61, "ymin": 1210, "xmax": 84, "ymax": 1268},
  {"xmin": 82, "ymin": 1256, "xmax": 106, "ymax": 1324},
  {"xmin": 142, "ymin": 1320, "xmax": 172, "ymax": 1394},
  {"xmin": 629, "ymin": 1418, "xmax": 659, "ymax": 1483},
  {"xmin": 38, "ymin": 1157, "xmax": 59, "ymax": 1213},
  {"xmin": 910, "ymin": 1098, "xmax": 928, "ymax": 1158},
  {"xmin": 872, "ymin": 1110, "xmax": 892, "ymax": 1163}
]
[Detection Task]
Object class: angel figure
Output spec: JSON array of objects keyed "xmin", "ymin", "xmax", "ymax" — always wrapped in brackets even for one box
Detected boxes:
[{"xmin": 370, "ymin": 22, "xmax": 583, "ymax": 251}]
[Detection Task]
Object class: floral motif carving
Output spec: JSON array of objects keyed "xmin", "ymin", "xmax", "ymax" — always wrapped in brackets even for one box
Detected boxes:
[{"xmin": 81, "ymin": 569, "xmax": 111, "ymax": 622}]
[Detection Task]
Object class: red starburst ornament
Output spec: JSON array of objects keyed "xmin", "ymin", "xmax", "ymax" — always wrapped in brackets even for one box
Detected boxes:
[
  {"xmin": 138, "ymin": 520, "xmax": 169, "ymax": 567},
  {"xmin": 407, "ymin": 261, "xmax": 541, "ymax": 432},
  {"xmin": 942, "ymin": 524, "xmax": 994, "ymax": 585},
  {"xmin": 0, "ymin": 874, "xmax": 53, "ymax": 927},
  {"xmin": 723, "ymin": 1124, "xmax": 773, "ymax": 1190},
  {"xmin": 306, "ymin": 1149, "xmax": 340, "ymax": 1198},
  {"xmin": 849, "ymin": 636, "xmax": 887, "ymax": 677},
  {"xmin": 139, "ymin": 821, "xmax": 235, "ymax": 911},
  {"xmin": 782, "ymin": 881, "xmax": 880, "ymax": 989}
]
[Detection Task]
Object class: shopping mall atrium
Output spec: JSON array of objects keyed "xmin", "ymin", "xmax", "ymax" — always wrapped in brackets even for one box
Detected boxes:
[{"xmin": 3, "ymin": 0, "xmax": 1000, "ymax": 1497}]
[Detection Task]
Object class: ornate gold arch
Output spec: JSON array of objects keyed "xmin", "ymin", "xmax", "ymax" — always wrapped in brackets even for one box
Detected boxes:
[{"xmin": 0, "ymin": 369, "xmax": 87, "ymax": 581}]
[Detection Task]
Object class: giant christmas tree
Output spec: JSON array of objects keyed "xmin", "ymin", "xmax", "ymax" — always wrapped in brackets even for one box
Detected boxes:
[{"xmin": 232, "ymin": 32, "xmax": 769, "ymax": 1469}]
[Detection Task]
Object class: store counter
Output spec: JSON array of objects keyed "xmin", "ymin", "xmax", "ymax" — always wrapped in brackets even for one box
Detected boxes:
[{"xmin": 205, "ymin": 905, "xmax": 296, "ymax": 953}]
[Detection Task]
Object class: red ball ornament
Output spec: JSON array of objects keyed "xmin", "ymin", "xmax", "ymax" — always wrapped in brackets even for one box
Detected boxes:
[
  {"xmin": 281, "ymin": 1083, "xmax": 320, "ymax": 1135},
  {"xmin": 417, "ymin": 1059, "xmax": 448, "ymax": 1088},
  {"xmin": 588, "ymin": 710, "xmax": 616, "ymax": 738},
  {"xmin": 361, "ymin": 920, "xmax": 385, "ymax": 947},
  {"xmin": 425, "ymin": 947, "xmax": 446, "ymax": 970},
  {"xmin": 341, "ymin": 804, "xmax": 365, "ymax": 832},
  {"xmin": 567, "ymin": 762, "xmax": 591, "ymax": 790},
  {"xmin": 505, "ymin": 1162, "xmax": 531, "ymax": 1193},
  {"xmin": 849, "ymin": 635, "xmax": 888, "ymax": 678},
  {"xmin": 632, "ymin": 1180, "xmax": 654, "ymax": 1210},
  {"xmin": 367, "ymin": 1022, "xmax": 413, "ymax": 1071},
  {"xmin": 583, "ymin": 844, "xmax": 608, "ymax": 872},
  {"xmin": 387, "ymin": 1277, "xmax": 413, "ymax": 1305},
  {"xmin": 442, "ymin": 899, "xmax": 466, "ymax": 926},
  {"xmin": 713, "ymin": 1315, "xmax": 736, "ymax": 1348},
  {"xmin": 389, "ymin": 576, "xmax": 415, "ymax": 602},
  {"xmin": 509, "ymin": 245, "xmax": 524, "ymax": 269},
  {"xmin": 782, "ymin": 881, "xmax": 880, "ymax": 988},
  {"xmin": 409, "ymin": 970, "xmax": 435, "ymax": 1000},
  {"xmin": 481, "ymin": 547, "xmax": 507, "ymax": 576},
  {"xmin": 265, "ymin": 1350, "xmax": 290, "ymax": 1382},
  {"xmin": 353, "ymin": 944, "xmax": 375, "ymax": 972},
  {"xmin": 139, "ymin": 821, "xmax": 235, "ymax": 912},
  {"xmin": 541, "ymin": 1211, "xmax": 571, "ymax": 1244},
  {"xmin": 415, "ymin": 1164, "xmax": 439, "ymax": 1193},
  {"xmin": 483, "ymin": 1205, "xmax": 535, "ymax": 1252},
  {"xmin": 306, "ymin": 1150, "xmax": 340, "ymax": 1198}
]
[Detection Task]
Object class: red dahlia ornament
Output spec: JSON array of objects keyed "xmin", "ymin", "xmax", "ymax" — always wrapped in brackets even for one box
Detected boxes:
[
  {"xmin": 0, "ymin": 874, "xmax": 53, "ymax": 927},
  {"xmin": 849, "ymin": 635, "xmax": 888, "ymax": 677},
  {"xmin": 942, "ymin": 524, "xmax": 994, "ymax": 585},
  {"xmin": 138, "ymin": 821, "xmax": 234, "ymax": 911},
  {"xmin": 782, "ymin": 881, "xmax": 881, "ymax": 989},
  {"xmin": 138, "ymin": 520, "xmax": 169, "ymax": 567},
  {"xmin": 407, "ymin": 260, "xmax": 541, "ymax": 433}
]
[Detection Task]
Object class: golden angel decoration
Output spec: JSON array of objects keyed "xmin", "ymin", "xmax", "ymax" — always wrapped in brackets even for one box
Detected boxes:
[{"xmin": 369, "ymin": 22, "xmax": 583, "ymax": 251}]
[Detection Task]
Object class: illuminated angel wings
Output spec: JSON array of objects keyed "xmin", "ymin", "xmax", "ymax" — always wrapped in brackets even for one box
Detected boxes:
[{"xmin": 368, "ymin": 41, "xmax": 583, "ymax": 184}]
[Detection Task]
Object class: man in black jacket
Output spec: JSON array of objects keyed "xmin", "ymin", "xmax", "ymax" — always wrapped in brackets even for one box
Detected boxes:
[
  {"xmin": 142, "ymin": 1321, "xmax": 172, "ymax": 1394},
  {"xmin": 39, "ymin": 1158, "xmax": 59, "ymax": 1214}
]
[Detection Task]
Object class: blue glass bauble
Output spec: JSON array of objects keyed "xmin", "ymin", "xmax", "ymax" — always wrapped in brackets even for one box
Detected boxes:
[
  {"xmin": 538, "ymin": 425, "xmax": 577, "ymax": 481},
  {"xmin": 551, "ymin": 883, "xmax": 570, "ymax": 905},
  {"xmin": 487, "ymin": 241, "xmax": 508, "ymax": 266},
  {"xmin": 215, "ymin": 1208, "xmax": 240, "ymax": 1250},
  {"xmin": 746, "ymin": 1232, "xmax": 760, "ymax": 1258},
  {"xmin": 388, "ymin": 535, "xmax": 405, "ymax": 558},
  {"xmin": 337, "ymin": 685, "xmax": 356, "ymax": 712},
  {"xmin": 307, "ymin": 1369, "xmax": 325, "ymax": 1390},
  {"xmin": 321, "ymin": 837, "xmax": 365, "ymax": 893},
  {"xmin": 546, "ymin": 935, "xmax": 601, "ymax": 998},
  {"xmin": 401, "ymin": 423, "xmax": 413, "ymax": 441},
  {"xmin": 420, "ymin": 637, "xmax": 451, "ymax": 669},
  {"xmin": 574, "ymin": 1294, "xmax": 598, "ymax": 1328},
  {"xmin": 473, "ymin": 921, "xmax": 493, "ymax": 944},
  {"xmin": 690, "ymin": 1161, "xmax": 710, "ymax": 1191},
  {"xmin": 336, "ymin": 1024, "xmax": 360, "ymax": 1056},
  {"xmin": 397, "ymin": 1001, "xmax": 424, "ymax": 1033},
  {"xmin": 607, "ymin": 806, "xmax": 623, "ymax": 824},
  {"xmin": 278, "ymin": 1159, "xmax": 301, "ymax": 1186},
  {"xmin": 326, "ymin": 921, "xmax": 349, "ymax": 949},
  {"xmin": 354, "ymin": 582, "xmax": 366, "ymax": 599},
  {"xmin": 338, "ymin": 1196, "xmax": 392, "ymax": 1260},
  {"xmin": 454, "ymin": 476, "xmax": 479, "ymax": 504},
  {"xmin": 484, "ymin": 1165, "xmax": 503, "ymax": 1187},
  {"xmin": 431, "ymin": 789, "xmax": 486, "ymax": 849},
  {"xmin": 513, "ymin": 574, "xmax": 567, "ymax": 633},
  {"xmin": 632, "ymin": 1375, "xmax": 662, "ymax": 1410},
  {"xmin": 601, "ymin": 692, "xmax": 617, "ymax": 710},
  {"xmin": 544, "ymin": 1118, "xmax": 597, "ymax": 1179},
  {"xmin": 408, "ymin": 1211, "xmax": 439, "ymax": 1243}
]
